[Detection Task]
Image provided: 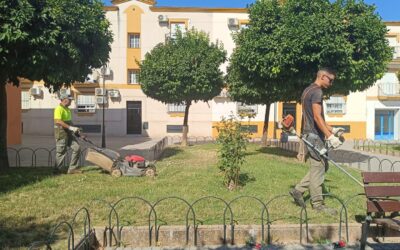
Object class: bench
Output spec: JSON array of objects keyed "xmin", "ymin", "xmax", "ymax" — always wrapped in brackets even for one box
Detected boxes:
[{"xmin": 361, "ymin": 172, "xmax": 400, "ymax": 249}]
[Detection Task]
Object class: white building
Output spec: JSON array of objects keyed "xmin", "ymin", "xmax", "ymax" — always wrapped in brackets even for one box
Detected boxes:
[{"xmin": 20, "ymin": 0, "xmax": 400, "ymax": 140}]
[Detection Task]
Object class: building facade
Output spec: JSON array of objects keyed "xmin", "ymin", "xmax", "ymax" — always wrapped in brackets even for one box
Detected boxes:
[{"xmin": 19, "ymin": 0, "xmax": 400, "ymax": 140}]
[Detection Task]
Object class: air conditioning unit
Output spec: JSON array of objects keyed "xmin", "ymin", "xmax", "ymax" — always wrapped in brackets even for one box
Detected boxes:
[
  {"xmin": 59, "ymin": 88, "xmax": 71, "ymax": 96},
  {"xmin": 158, "ymin": 15, "xmax": 168, "ymax": 23},
  {"xmin": 86, "ymin": 72, "xmax": 99, "ymax": 83},
  {"xmin": 30, "ymin": 87, "xmax": 42, "ymax": 96},
  {"xmin": 228, "ymin": 18, "xmax": 239, "ymax": 27},
  {"xmin": 109, "ymin": 90, "xmax": 120, "ymax": 98},
  {"xmin": 96, "ymin": 96, "xmax": 108, "ymax": 104},
  {"xmin": 95, "ymin": 88, "xmax": 107, "ymax": 96}
]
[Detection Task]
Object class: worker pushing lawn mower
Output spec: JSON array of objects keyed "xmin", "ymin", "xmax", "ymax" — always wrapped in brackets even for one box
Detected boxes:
[{"xmin": 284, "ymin": 67, "xmax": 362, "ymax": 216}]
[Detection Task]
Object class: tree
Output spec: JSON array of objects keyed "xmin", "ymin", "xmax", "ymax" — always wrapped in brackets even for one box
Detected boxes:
[
  {"xmin": 0, "ymin": 0, "xmax": 113, "ymax": 169},
  {"xmin": 140, "ymin": 28, "xmax": 227, "ymax": 146},
  {"xmin": 227, "ymin": 0, "xmax": 393, "ymax": 144}
]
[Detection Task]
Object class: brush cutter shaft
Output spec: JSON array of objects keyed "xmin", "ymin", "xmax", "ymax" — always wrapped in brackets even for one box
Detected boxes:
[
  {"xmin": 301, "ymin": 137, "xmax": 363, "ymax": 187},
  {"xmin": 279, "ymin": 114, "xmax": 363, "ymax": 187}
]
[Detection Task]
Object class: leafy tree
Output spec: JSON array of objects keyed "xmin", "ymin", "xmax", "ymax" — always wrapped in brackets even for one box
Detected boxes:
[
  {"xmin": 0, "ymin": 0, "xmax": 113, "ymax": 169},
  {"xmin": 140, "ymin": 28, "xmax": 227, "ymax": 146},
  {"xmin": 227, "ymin": 0, "xmax": 393, "ymax": 144}
]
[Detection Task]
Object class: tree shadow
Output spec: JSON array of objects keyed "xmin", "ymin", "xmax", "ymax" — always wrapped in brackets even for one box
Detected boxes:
[
  {"xmin": 157, "ymin": 147, "xmax": 184, "ymax": 160},
  {"xmin": 0, "ymin": 216, "xmax": 55, "ymax": 248},
  {"xmin": 239, "ymin": 172, "xmax": 256, "ymax": 187},
  {"xmin": 0, "ymin": 167, "xmax": 53, "ymax": 194},
  {"xmin": 256, "ymin": 147, "xmax": 298, "ymax": 158}
]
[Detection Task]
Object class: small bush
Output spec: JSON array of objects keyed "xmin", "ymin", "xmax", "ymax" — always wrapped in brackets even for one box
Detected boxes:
[{"xmin": 216, "ymin": 115, "xmax": 251, "ymax": 190}]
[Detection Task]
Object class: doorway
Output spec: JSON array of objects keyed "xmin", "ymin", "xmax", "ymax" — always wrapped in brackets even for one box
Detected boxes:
[
  {"xmin": 375, "ymin": 110, "xmax": 394, "ymax": 140},
  {"xmin": 127, "ymin": 101, "xmax": 142, "ymax": 134}
]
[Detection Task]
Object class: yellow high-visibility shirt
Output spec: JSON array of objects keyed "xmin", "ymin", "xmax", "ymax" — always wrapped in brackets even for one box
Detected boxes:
[{"xmin": 54, "ymin": 104, "xmax": 72, "ymax": 122}]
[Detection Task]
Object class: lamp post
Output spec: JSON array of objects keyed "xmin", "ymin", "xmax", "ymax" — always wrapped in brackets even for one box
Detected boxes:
[{"xmin": 100, "ymin": 66, "xmax": 110, "ymax": 148}]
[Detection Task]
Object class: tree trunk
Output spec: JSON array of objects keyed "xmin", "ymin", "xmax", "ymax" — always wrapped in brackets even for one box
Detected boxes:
[
  {"xmin": 261, "ymin": 103, "xmax": 271, "ymax": 146},
  {"xmin": 0, "ymin": 83, "xmax": 10, "ymax": 170},
  {"xmin": 181, "ymin": 101, "xmax": 191, "ymax": 146}
]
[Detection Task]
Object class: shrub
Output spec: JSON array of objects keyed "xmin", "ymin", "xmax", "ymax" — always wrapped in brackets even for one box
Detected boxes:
[{"xmin": 216, "ymin": 115, "xmax": 250, "ymax": 190}]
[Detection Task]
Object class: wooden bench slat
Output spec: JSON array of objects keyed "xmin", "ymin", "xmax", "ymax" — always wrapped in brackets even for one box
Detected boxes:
[
  {"xmin": 365, "ymin": 186, "xmax": 400, "ymax": 197},
  {"xmin": 367, "ymin": 200, "xmax": 400, "ymax": 212},
  {"xmin": 373, "ymin": 218, "xmax": 400, "ymax": 231},
  {"xmin": 363, "ymin": 172, "xmax": 400, "ymax": 183}
]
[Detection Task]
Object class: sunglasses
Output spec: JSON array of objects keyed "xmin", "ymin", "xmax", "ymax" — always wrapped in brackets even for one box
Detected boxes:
[{"xmin": 324, "ymin": 75, "xmax": 335, "ymax": 83}]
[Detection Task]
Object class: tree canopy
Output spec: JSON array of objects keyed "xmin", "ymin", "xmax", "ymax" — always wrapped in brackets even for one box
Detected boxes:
[
  {"xmin": 227, "ymin": 0, "xmax": 393, "ymax": 142},
  {"xmin": 0, "ymin": 0, "xmax": 113, "ymax": 168},
  {"xmin": 140, "ymin": 28, "xmax": 227, "ymax": 145}
]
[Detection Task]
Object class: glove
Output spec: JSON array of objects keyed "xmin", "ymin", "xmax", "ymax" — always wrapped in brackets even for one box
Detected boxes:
[
  {"xmin": 327, "ymin": 134, "xmax": 342, "ymax": 149},
  {"xmin": 332, "ymin": 127, "xmax": 345, "ymax": 137},
  {"xmin": 68, "ymin": 126, "xmax": 80, "ymax": 134},
  {"xmin": 288, "ymin": 127, "xmax": 296, "ymax": 135}
]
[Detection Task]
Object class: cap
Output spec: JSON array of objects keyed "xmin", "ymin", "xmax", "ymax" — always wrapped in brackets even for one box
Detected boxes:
[{"xmin": 59, "ymin": 93, "xmax": 74, "ymax": 100}]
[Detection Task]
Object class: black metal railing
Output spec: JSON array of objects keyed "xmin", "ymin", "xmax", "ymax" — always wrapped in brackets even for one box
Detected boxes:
[{"xmin": 29, "ymin": 193, "xmax": 362, "ymax": 249}]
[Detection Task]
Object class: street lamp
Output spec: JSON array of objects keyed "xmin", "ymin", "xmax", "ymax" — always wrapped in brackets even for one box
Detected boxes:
[{"xmin": 100, "ymin": 65, "xmax": 111, "ymax": 148}]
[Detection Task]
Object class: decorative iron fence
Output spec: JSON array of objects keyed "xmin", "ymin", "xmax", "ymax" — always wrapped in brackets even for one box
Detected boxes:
[
  {"xmin": 8, "ymin": 137, "xmax": 398, "ymax": 172},
  {"xmin": 29, "ymin": 194, "xmax": 360, "ymax": 249},
  {"xmin": 354, "ymin": 139, "xmax": 400, "ymax": 156}
]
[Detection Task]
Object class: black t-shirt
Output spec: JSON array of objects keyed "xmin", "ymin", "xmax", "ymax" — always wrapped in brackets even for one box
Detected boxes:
[{"xmin": 301, "ymin": 83, "xmax": 325, "ymax": 138}]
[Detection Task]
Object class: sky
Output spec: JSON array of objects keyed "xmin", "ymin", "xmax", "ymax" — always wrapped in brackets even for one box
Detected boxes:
[{"xmin": 102, "ymin": 0, "xmax": 399, "ymax": 21}]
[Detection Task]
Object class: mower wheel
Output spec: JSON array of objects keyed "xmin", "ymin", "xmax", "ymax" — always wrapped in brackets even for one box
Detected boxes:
[
  {"xmin": 111, "ymin": 169, "xmax": 122, "ymax": 178},
  {"xmin": 145, "ymin": 167, "xmax": 156, "ymax": 177}
]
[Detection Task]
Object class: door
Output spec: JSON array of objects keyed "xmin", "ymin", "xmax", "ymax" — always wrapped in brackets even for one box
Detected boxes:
[
  {"xmin": 375, "ymin": 110, "xmax": 394, "ymax": 140},
  {"xmin": 127, "ymin": 101, "xmax": 142, "ymax": 134}
]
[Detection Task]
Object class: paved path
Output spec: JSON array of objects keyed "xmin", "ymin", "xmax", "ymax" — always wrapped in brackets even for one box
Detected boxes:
[{"xmin": 328, "ymin": 140, "xmax": 400, "ymax": 172}]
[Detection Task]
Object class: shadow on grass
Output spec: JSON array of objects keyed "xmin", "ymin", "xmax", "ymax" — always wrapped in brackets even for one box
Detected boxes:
[
  {"xmin": 239, "ymin": 172, "xmax": 256, "ymax": 187},
  {"xmin": 0, "ymin": 167, "xmax": 53, "ymax": 194},
  {"xmin": 256, "ymin": 146, "xmax": 298, "ymax": 158},
  {"xmin": 158, "ymin": 147, "xmax": 184, "ymax": 160},
  {"xmin": 0, "ymin": 216, "xmax": 53, "ymax": 248}
]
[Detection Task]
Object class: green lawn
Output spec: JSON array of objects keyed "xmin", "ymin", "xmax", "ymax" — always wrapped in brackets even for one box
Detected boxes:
[{"xmin": 0, "ymin": 143, "xmax": 365, "ymax": 248}]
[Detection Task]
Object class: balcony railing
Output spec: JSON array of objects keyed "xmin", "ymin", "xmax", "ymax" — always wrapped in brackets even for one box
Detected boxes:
[{"xmin": 378, "ymin": 82, "xmax": 400, "ymax": 97}]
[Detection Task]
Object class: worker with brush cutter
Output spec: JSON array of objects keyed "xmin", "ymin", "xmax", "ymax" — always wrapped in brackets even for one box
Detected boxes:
[
  {"xmin": 288, "ymin": 68, "xmax": 345, "ymax": 215},
  {"xmin": 53, "ymin": 93, "xmax": 82, "ymax": 174}
]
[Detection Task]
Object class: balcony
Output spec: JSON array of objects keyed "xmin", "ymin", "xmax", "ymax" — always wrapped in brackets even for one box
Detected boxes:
[{"xmin": 378, "ymin": 81, "xmax": 400, "ymax": 99}]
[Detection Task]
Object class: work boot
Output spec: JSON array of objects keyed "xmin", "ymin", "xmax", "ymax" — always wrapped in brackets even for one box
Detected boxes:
[
  {"xmin": 313, "ymin": 204, "xmax": 338, "ymax": 216},
  {"xmin": 289, "ymin": 188, "xmax": 305, "ymax": 208},
  {"xmin": 67, "ymin": 169, "xmax": 82, "ymax": 174}
]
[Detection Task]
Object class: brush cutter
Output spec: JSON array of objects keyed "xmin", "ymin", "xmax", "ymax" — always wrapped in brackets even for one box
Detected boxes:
[
  {"xmin": 73, "ymin": 130, "xmax": 156, "ymax": 177},
  {"xmin": 278, "ymin": 114, "xmax": 363, "ymax": 187}
]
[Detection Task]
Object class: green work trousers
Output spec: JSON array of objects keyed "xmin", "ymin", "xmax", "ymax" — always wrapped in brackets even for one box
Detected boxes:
[{"xmin": 55, "ymin": 135, "xmax": 81, "ymax": 170}]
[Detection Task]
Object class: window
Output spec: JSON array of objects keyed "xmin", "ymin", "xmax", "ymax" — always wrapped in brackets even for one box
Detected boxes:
[
  {"xmin": 237, "ymin": 102, "xmax": 257, "ymax": 115},
  {"xmin": 326, "ymin": 96, "xmax": 346, "ymax": 114},
  {"xmin": 128, "ymin": 33, "xmax": 140, "ymax": 48},
  {"xmin": 168, "ymin": 103, "xmax": 186, "ymax": 113},
  {"xmin": 128, "ymin": 70, "xmax": 140, "ymax": 84},
  {"xmin": 76, "ymin": 95, "xmax": 96, "ymax": 113},
  {"xmin": 21, "ymin": 91, "xmax": 30, "ymax": 109},
  {"xmin": 170, "ymin": 22, "xmax": 186, "ymax": 39}
]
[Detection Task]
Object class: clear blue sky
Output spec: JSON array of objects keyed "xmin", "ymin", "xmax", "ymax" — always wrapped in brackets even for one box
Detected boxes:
[{"xmin": 102, "ymin": 0, "xmax": 399, "ymax": 21}]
